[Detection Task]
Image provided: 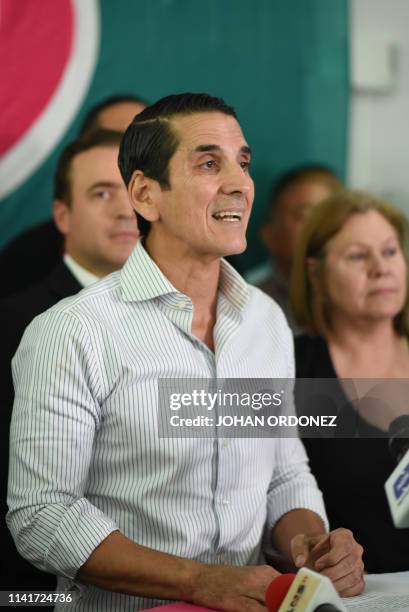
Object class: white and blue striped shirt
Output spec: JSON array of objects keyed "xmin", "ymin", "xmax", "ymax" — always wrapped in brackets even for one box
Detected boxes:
[{"xmin": 8, "ymin": 241, "xmax": 327, "ymax": 612}]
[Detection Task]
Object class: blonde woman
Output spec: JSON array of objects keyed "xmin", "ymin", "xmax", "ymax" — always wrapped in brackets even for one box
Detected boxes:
[{"xmin": 291, "ymin": 191, "xmax": 409, "ymax": 572}]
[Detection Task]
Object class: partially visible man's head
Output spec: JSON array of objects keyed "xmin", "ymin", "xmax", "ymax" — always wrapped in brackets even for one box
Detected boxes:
[
  {"xmin": 80, "ymin": 94, "xmax": 148, "ymax": 135},
  {"xmin": 53, "ymin": 130, "xmax": 139, "ymax": 277},
  {"xmin": 118, "ymin": 93, "xmax": 253, "ymax": 259},
  {"xmin": 261, "ymin": 165, "xmax": 342, "ymax": 277}
]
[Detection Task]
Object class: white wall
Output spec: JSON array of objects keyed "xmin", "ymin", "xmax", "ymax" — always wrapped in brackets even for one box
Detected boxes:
[{"xmin": 348, "ymin": 0, "xmax": 409, "ymax": 213}]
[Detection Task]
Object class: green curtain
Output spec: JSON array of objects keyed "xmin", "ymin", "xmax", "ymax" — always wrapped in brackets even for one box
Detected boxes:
[{"xmin": 0, "ymin": 0, "xmax": 349, "ymax": 271}]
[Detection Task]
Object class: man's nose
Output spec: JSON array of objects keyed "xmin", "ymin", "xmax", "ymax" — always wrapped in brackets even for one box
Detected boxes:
[
  {"xmin": 112, "ymin": 194, "xmax": 135, "ymax": 220},
  {"xmin": 221, "ymin": 163, "xmax": 253, "ymax": 196}
]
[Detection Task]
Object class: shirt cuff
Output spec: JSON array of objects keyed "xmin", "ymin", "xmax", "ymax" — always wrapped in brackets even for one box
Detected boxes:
[{"xmin": 9, "ymin": 498, "xmax": 119, "ymax": 580}]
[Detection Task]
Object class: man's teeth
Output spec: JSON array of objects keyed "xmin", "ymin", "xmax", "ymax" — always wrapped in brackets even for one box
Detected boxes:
[{"xmin": 212, "ymin": 212, "xmax": 242, "ymax": 221}]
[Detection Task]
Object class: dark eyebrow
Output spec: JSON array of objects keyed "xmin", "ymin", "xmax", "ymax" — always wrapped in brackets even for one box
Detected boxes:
[
  {"xmin": 193, "ymin": 144, "xmax": 252, "ymax": 156},
  {"xmin": 86, "ymin": 181, "xmax": 119, "ymax": 194}
]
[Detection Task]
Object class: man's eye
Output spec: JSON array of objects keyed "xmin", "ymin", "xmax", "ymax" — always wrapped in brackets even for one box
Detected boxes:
[
  {"xmin": 94, "ymin": 190, "xmax": 110, "ymax": 199},
  {"xmin": 201, "ymin": 160, "xmax": 217, "ymax": 169},
  {"xmin": 384, "ymin": 247, "xmax": 398, "ymax": 257},
  {"xmin": 240, "ymin": 161, "xmax": 250, "ymax": 171}
]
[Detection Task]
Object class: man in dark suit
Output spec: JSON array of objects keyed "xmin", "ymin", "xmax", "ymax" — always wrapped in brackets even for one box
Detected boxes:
[
  {"xmin": 0, "ymin": 128, "xmax": 139, "ymax": 594},
  {"xmin": 0, "ymin": 94, "xmax": 146, "ymax": 297}
]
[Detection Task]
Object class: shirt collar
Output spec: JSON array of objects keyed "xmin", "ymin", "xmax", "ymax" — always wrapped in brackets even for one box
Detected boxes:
[
  {"xmin": 63, "ymin": 254, "xmax": 99, "ymax": 288},
  {"xmin": 121, "ymin": 240, "xmax": 249, "ymax": 313},
  {"xmin": 121, "ymin": 240, "xmax": 178, "ymax": 302},
  {"xmin": 218, "ymin": 257, "xmax": 249, "ymax": 313}
]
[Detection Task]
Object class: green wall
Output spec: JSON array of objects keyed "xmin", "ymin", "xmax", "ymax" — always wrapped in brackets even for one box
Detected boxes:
[{"xmin": 1, "ymin": 0, "xmax": 349, "ymax": 271}]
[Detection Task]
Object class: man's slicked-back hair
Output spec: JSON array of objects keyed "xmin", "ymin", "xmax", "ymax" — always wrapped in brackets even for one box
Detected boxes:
[
  {"xmin": 54, "ymin": 129, "xmax": 123, "ymax": 204},
  {"xmin": 118, "ymin": 92, "xmax": 237, "ymax": 190},
  {"xmin": 79, "ymin": 94, "xmax": 149, "ymax": 136}
]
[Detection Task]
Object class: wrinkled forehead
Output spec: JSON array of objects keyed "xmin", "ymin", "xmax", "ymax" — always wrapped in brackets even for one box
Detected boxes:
[{"xmin": 170, "ymin": 111, "xmax": 249, "ymax": 154}]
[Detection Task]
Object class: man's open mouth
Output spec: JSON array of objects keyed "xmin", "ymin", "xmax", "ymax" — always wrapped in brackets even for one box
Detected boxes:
[{"xmin": 212, "ymin": 211, "xmax": 243, "ymax": 221}]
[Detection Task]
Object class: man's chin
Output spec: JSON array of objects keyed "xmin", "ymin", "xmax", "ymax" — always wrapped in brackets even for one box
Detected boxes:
[{"xmin": 221, "ymin": 239, "xmax": 247, "ymax": 258}]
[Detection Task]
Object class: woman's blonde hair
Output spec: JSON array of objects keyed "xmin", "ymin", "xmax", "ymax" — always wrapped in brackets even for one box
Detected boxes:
[{"xmin": 290, "ymin": 190, "xmax": 409, "ymax": 336}]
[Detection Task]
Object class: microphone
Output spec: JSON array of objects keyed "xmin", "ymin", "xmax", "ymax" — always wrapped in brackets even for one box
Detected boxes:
[
  {"xmin": 388, "ymin": 415, "xmax": 409, "ymax": 463},
  {"xmin": 265, "ymin": 567, "xmax": 347, "ymax": 612},
  {"xmin": 385, "ymin": 415, "xmax": 409, "ymax": 528}
]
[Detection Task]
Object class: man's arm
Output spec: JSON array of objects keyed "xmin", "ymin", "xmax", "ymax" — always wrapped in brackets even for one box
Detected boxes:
[
  {"xmin": 78, "ymin": 531, "xmax": 278, "ymax": 612},
  {"xmin": 271, "ymin": 508, "xmax": 325, "ymax": 565},
  {"xmin": 8, "ymin": 308, "xmax": 279, "ymax": 612},
  {"xmin": 265, "ymin": 437, "xmax": 364, "ymax": 597},
  {"xmin": 271, "ymin": 509, "xmax": 364, "ymax": 597},
  {"xmin": 7, "ymin": 308, "xmax": 125, "ymax": 580}
]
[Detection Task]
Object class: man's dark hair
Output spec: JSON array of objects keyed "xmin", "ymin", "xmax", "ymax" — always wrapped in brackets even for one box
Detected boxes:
[
  {"xmin": 118, "ymin": 93, "xmax": 237, "ymax": 236},
  {"xmin": 54, "ymin": 129, "xmax": 123, "ymax": 204},
  {"xmin": 118, "ymin": 92, "xmax": 237, "ymax": 189},
  {"xmin": 266, "ymin": 164, "xmax": 342, "ymax": 222},
  {"xmin": 79, "ymin": 94, "xmax": 148, "ymax": 136}
]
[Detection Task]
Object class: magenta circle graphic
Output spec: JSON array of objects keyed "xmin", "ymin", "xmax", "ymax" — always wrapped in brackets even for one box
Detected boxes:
[
  {"xmin": 0, "ymin": 0, "xmax": 74, "ymax": 155},
  {"xmin": 0, "ymin": 0, "xmax": 99, "ymax": 199}
]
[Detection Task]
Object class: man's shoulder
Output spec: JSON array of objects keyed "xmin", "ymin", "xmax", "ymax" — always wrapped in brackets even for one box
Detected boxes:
[
  {"xmin": 244, "ymin": 283, "xmax": 294, "ymax": 376},
  {"xmin": 0, "ymin": 221, "xmax": 63, "ymax": 297},
  {"xmin": 246, "ymin": 282, "xmax": 290, "ymax": 325},
  {"xmin": 0, "ymin": 270, "xmax": 63, "ymax": 339},
  {"xmin": 24, "ymin": 270, "xmax": 122, "ymax": 338},
  {"xmin": 45, "ymin": 270, "xmax": 122, "ymax": 318},
  {"xmin": 1, "ymin": 259, "xmax": 78, "ymax": 304}
]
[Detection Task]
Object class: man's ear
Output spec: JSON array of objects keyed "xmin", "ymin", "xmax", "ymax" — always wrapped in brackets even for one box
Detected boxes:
[
  {"xmin": 53, "ymin": 199, "xmax": 71, "ymax": 236},
  {"xmin": 260, "ymin": 222, "xmax": 280, "ymax": 256},
  {"xmin": 128, "ymin": 170, "xmax": 160, "ymax": 223}
]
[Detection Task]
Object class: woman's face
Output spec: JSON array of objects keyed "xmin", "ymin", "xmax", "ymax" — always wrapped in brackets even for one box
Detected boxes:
[{"xmin": 321, "ymin": 211, "xmax": 407, "ymax": 327}]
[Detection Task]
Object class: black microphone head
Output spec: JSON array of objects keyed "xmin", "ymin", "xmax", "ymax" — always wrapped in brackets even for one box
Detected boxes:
[
  {"xmin": 315, "ymin": 605, "xmax": 341, "ymax": 612},
  {"xmin": 389, "ymin": 415, "xmax": 409, "ymax": 463}
]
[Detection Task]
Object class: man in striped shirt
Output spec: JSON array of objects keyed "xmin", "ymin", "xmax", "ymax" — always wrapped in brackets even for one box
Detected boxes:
[{"xmin": 8, "ymin": 93, "xmax": 364, "ymax": 612}]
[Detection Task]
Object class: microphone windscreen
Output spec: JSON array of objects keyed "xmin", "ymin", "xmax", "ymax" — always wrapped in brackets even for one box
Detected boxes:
[
  {"xmin": 389, "ymin": 415, "xmax": 409, "ymax": 463},
  {"xmin": 265, "ymin": 573, "xmax": 296, "ymax": 612}
]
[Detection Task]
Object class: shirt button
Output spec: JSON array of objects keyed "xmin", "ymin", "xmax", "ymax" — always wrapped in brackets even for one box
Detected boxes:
[
  {"xmin": 221, "ymin": 499, "xmax": 230, "ymax": 505},
  {"xmin": 177, "ymin": 300, "xmax": 188, "ymax": 309},
  {"xmin": 222, "ymin": 439, "xmax": 229, "ymax": 448}
]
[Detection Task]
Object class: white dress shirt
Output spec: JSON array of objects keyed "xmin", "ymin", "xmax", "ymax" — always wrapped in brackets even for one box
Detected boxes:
[
  {"xmin": 63, "ymin": 254, "xmax": 99, "ymax": 288},
  {"xmin": 8, "ymin": 240, "xmax": 327, "ymax": 612}
]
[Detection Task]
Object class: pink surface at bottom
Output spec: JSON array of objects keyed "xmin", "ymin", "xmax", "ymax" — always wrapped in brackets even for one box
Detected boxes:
[{"xmin": 140, "ymin": 603, "xmax": 219, "ymax": 612}]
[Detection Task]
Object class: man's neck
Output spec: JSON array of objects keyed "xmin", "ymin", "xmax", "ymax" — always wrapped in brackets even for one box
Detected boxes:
[
  {"xmin": 145, "ymin": 235, "xmax": 220, "ymax": 307},
  {"xmin": 145, "ymin": 235, "xmax": 221, "ymax": 350}
]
